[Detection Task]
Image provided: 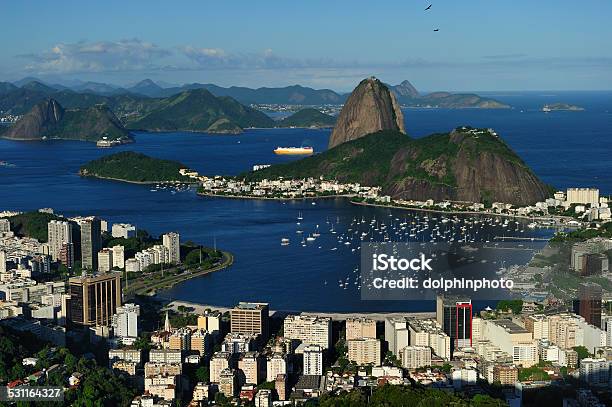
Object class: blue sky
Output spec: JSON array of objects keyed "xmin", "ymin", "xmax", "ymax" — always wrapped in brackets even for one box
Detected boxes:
[{"xmin": 2, "ymin": 0, "xmax": 611, "ymax": 91}]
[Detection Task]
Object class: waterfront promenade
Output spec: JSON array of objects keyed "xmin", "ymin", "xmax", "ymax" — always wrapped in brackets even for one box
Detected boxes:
[{"xmin": 163, "ymin": 299, "xmax": 436, "ymax": 321}]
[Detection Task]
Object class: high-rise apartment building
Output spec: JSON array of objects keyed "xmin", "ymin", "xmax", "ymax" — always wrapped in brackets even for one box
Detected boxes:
[
  {"xmin": 97, "ymin": 248, "xmax": 113, "ymax": 272},
  {"xmin": 437, "ymin": 295, "xmax": 473, "ymax": 349},
  {"xmin": 112, "ymin": 245, "xmax": 125, "ymax": 269},
  {"xmin": 407, "ymin": 318, "xmax": 451, "ymax": 360},
  {"xmin": 111, "ymin": 223, "xmax": 136, "ymax": 239},
  {"xmin": 48, "ymin": 220, "xmax": 72, "ymax": 262},
  {"xmin": 191, "ymin": 329, "xmax": 210, "ymax": 356},
  {"xmin": 68, "ymin": 272, "xmax": 121, "ymax": 327},
  {"xmin": 346, "ymin": 317, "xmax": 376, "ymax": 340},
  {"xmin": 385, "ymin": 317, "xmax": 409, "ymax": 357},
  {"xmin": 162, "ymin": 232, "xmax": 181, "ymax": 264},
  {"xmin": 347, "ymin": 338, "xmax": 381, "ymax": 366},
  {"xmin": 210, "ymin": 352, "xmax": 232, "ymax": 383},
  {"xmin": 0, "ymin": 250, "xmax": 6, "ymax": 274},
  {"xmin": 59, "ymin": 243, "xmax": 74, "ymax": 269},
  {"xmin": 231, "ymin": 302, "xmax": 269, "ymax": 339},
  {"xmin": 113, "ymin": 303, "xmax": 139, "ymax": 338},
  {"xmin": 400, "ymin": 345, "xmax": 432, "ymax": 369},
  {"xmin": 238, "ymin": 351, "xmax": 262, "ymax": 385},
  {"xmin": 79, "ymin": 217, "xmax": 101, "ymax": 270},
  {"xmin": 566, "ymin": 188, "xmax": 599, "ymax": 205},
  {"xmin": 524, "ymin": 314, "xmax": 550, "ymax": 340},
  {"xmin": 283, "ymin": 315, "xmax": 331, "ymax": 350},
  {"xmin": 573, "ymin": 283, "xmax": 602, "ymax": 328},
  {"xmin": 266, "ymin": 353, "xmax": 287, "ymax": 382},
  {"xmin": 303, "ymin": 344, "xmax": 323, "ymax": 375}
]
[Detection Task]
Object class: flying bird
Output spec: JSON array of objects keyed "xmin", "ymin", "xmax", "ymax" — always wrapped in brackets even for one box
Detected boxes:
[
  {"xmin": 433, "ymin": 28, "xmax": 439, "ymax": 32},
  {"xmin": 425, "ymin": 4, "xmax": 432, "ymax": 10}
]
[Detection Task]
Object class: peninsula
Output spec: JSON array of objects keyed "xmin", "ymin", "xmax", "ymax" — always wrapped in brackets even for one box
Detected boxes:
[{"xmin": 79, "ymin": 151, "xmax": 193, "ymax": 184}]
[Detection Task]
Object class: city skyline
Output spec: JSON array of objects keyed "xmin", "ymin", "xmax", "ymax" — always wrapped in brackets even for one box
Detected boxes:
[{"xmin": 2, "ymin": 0, "xmax": 612, "ymax": 91}]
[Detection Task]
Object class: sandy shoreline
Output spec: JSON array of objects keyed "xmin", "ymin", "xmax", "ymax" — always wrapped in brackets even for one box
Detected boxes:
[{"xmin": 163, "ymin": 299, "xmax": 436, "ymax": 321}]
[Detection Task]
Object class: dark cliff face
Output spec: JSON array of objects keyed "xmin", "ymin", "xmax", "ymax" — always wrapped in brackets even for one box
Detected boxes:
[
  {"xmin": 384, "ymin": 129, "xmax": 551, "ymax": 206},
  {"xmin": 4, "ymin": 99, "xmax": 64, "ymax": 139},
  {"xmin": 328, "ymin": 77, "xmax": 405, "ymax": 148}
]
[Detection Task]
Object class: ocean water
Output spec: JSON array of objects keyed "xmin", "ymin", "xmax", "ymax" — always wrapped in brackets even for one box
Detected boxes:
[{"xmin": 0, "ymin": 91, "xmax": 610, "ymax": 312}]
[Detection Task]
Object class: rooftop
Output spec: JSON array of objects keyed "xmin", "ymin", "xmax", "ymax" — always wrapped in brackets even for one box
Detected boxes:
[{"xmin": 491, "ymin": 319, "xmax": 529, "ymax": 334}]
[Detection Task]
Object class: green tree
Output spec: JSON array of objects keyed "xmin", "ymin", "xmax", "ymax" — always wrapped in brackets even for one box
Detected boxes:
[
  {"xmin": 195, "ymin": 366, "xmax": 209, "ymax": 383},
  {"xmin": 573, "ymin": 345, "xmax": 591, "ymax": 361}
]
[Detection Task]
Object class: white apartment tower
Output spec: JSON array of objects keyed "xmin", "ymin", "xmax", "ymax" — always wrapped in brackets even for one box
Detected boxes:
[
  {"xmin": 113, "ymin": 303, "xmax": 140, "ymax": 339},
  {"xmin": 162, "ymin": 232, "xmax": 181, "ymax": 264},
  {"xmin": 303, "ymin": 345, "xmax": 323, "ymax": 375},
  {"xmin": 112, "ymin": 245, "xmax": 125, "ymax": 269},
  {"xmin": 47, "ymin": 220, "xmax": 72, "ymax": 261},
  {"xmin": 0, "ymin": 250, "xmax": 6, "ymax": 274},
  {"xmin": 97, "ymin": 248, "xmax": 113, "ymax": 272}
]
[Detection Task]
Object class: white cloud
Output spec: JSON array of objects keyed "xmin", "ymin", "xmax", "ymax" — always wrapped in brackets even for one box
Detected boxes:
[{"xmin": 19, "ymin": 39, "xmax": 173, "ymax": 74}]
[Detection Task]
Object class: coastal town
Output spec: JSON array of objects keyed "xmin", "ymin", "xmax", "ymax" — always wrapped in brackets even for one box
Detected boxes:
[
  {"xmin": 189, "ymin": 163, "xmax": 609, "ymax": 226},
  {"xmin": 1, "ymin": 200, "xmax": 612, "ymax": 406}
]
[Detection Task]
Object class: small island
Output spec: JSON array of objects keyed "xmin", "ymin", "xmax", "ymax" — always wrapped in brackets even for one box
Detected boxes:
[
  {"xmin": 79, "ymin": 151, "xmax": 194, "ymax": 184},
  {"xmin": 542, "ymin": 103, "xmax": 585, "ymax": 112}
]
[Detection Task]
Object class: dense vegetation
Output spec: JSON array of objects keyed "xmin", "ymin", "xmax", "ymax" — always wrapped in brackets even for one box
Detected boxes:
[
  {"xmin": 47, "ymin": 105, "xmax": 130, "ymax": 141},
  {"xmin": 127, "ymin": 88, "xmax": 274, "ymax": 132},
  {"xmin": 245, "ymin": 127, "xmax": 538, "ymax": 195},
  {"xmin": 80, "ymin": 151, "xmax": 192, "ymax": 183},
  {"xmin": 244, "ymin": 130, "xmax": 412, "ymax": 186},
  {"xmin": 278, "ymin": 108, "xmax": 336, "ymax": 128},
  {"xmin": 496, "ymin": 299, "xmax": 523, "ymax": 314},
  {"xmin": 0, "ymin": 327, "xmax": 136, "ymax": 406},
  {"xmin": 316, "ymin": 385, "xmax": 507, "ymax": 407},
  {"xmin": 8, "ymin": 211, "xmax": 66, "ymax": 242},
  {"xmin": 551, "ymin": 222, "xmax": 612, "ymax": 242}
]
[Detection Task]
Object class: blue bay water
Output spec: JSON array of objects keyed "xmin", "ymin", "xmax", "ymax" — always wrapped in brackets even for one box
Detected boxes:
[{"xmin": 0, "ymin": 91, "xmax": 610, "ymax": 312}]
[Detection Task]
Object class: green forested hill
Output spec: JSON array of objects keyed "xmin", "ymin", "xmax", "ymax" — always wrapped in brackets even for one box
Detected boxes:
[
  {"xmin": 79, "ymin": 151, "xmax": 192, "ymax": 183},
  {"xmin": 278, "ymin": 108, "xmax": 336, "ymax": 128},
  {"xmin": 127, "ymin": 88, "xmax": 275, "ymax": 133}
]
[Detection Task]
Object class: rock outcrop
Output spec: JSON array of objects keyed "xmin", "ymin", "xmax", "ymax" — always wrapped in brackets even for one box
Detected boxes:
[
  {"xmin": 384, "ymin": 128, "xmax": 550, "ymax": 205},
  {"xmin": 390, "ymin": 80, "xmax": 420, "ymax": 98},
  {"xmin": 2, "ymin": 98, "xmax": 130, "ymax": 142},
  {"xmin": 328, "ymin": 77, "xmax": 405, "ymax": 148},
  {"xmin": 3, "ymin": 99, "xmax": 64, "ymax": 139}
]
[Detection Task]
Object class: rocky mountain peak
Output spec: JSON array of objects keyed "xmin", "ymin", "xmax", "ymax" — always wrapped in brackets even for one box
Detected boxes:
[
  {"xmin": 4, "ymin": 99, "xmax": 64, "ymax": 140},
  {"xmin": 393, "ymin": 80, "xmax": 420, "ymax": 98},
  {"xmin": 328, "ymin": 77, "xmax": 405, "ymax": 149}
]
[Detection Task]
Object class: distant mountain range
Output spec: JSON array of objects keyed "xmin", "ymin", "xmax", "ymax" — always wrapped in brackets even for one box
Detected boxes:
[
  {"xmin": 1, "ymin": 77, "xmax": 510, "ymax": 111},
  {"xmin": 0, "ymin": 77, "xmax": 510, "ymax": 141}
]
